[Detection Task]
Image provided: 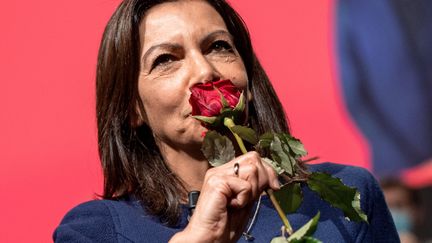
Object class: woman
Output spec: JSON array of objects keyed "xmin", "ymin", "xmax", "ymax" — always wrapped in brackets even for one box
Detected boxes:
[{"xmin": 54, "ymin": 0, "xmax": 399, "ymax": 242}]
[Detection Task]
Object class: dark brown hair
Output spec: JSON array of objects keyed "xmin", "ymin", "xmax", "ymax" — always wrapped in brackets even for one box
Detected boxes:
[{"xmin": 96, "ymin": 0, "xmax": 290, "ymax": 226}]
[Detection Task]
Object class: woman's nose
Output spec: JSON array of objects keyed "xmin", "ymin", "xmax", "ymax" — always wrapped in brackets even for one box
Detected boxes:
[{"xmin": 189, "ymin": 51, "xmax": 220, "ymax": 84}]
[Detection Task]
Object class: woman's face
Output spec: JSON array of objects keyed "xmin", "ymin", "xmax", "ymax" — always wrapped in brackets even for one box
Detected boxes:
[{"xmin": 137, "ymin": 0, "xmax": 248, "ymax": 151}]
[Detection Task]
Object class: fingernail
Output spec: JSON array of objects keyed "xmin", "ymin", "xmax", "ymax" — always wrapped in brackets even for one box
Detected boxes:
[{"xmin": 273, "ymin": 178, "xmax": 280, "ymax": 189}]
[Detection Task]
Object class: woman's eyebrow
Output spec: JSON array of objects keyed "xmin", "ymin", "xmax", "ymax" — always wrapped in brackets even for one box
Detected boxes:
[
  {"xmin": 142, "ymin": 43, "xmax": 182, "ymax": 63},
  {"xmin": 200, "ymin": 30, "xmax": 234, "ymax": 46}
]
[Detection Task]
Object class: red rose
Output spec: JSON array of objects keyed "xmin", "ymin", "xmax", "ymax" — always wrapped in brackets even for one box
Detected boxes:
[{"xmin": 189, "ymin": 79, "xmax": 241, "ymax": 117}]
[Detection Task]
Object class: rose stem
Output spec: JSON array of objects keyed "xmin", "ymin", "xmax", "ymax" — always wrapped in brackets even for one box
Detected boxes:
[
  {"xmin": 223, "ymin": 117, "xmax": 294, "ymax": 235},
  {"xmin": 223, "ymin": 117, "xmax": 248, "ymax": 154},
  {"xmin": 266, "ymin": 190, "xmax": 293, "ymax": 235}
]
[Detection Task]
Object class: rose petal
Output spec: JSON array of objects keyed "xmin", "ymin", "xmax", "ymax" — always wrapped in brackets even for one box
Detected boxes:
[{"xmin": 189, "ymin": 79, "xmax": 241, "ymax": 117}]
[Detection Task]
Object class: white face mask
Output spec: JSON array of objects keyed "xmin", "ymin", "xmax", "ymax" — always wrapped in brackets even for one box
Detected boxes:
[{"xmin": 390, "ymin": 209, "xmax": 414, "ymax": 233}]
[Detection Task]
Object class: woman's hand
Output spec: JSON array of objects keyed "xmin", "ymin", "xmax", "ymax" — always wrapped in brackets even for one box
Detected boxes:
[{"xmin": 170, "ymin": 151, "xmax": 280, "ymax": 243}]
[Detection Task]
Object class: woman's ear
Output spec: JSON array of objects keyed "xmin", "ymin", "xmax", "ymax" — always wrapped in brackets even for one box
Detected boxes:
[
  {"xmin": 133, "ymin": 113, "xmax": 145, "ymax": 127},
  {"xmin": 132, "ymin": 100, "xmax": 148, "ymax": 127},
  {"xmin": 247, "ymin": 89, "xmax": 253, "ymax": 102}
]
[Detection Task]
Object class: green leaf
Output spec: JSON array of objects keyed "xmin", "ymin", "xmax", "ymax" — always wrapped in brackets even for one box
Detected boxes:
[
  {"xmin": 230, "ymin": 125, "xmax": 258, "ymax": 144},
  {"xmin": 262, "ymin": 157, "xmax": 285, "ymax": 175},
  {"xmin": 306, "ymin": 172, "xmax": 368, "ymax": 222},
  {"xmin": 233, "ymin": 92, "xmax": 245, "ymax": 113},
  {"xmin": 289, "ymin": 156, "xmax": 298, "ymax": 171},
  {"xmin": 289, "ymin": 236, "xmax": 322, "ymax": 243},
  {"xmin": 270, "ymin": 136, "xmax": 293, "ymax": 175},
  {"xmin": 192, "ymin": 115, "xmax": 217, "ymax": 124},
  {"xmin": 285, "ymin": 136, "xmax": 307, "ymax": 157},
  {"xmin": 273, "ymin": 183, "xmax": 303, "ymax": 214},
  {"xmin": 258, "ymin": 132, "xmax": 274, "ymax": 149},
  {"xmin": 287, "ymin": 212, "xmax": 320, "ymax": 241},
  {"xmin": 271, "ymin": 237, "xmax": 288, "ymax": 243},
  {"xmin": 219, "ymin": 108, "xmax": 235, "ymax": 118},
  {"xmin": 201, "ymin": 131, "xmax": 235, "ymax": 167},
  {"xmin": 219, "ymin": 91, "xmax": 230, "ymax": 108},
  {"xmin": 352, "ymin": 191, "xmax": 366, "ymax": 222},
  {"xmin": 257, "ymin": 133, "xmax": 304, "ymax": 176}
]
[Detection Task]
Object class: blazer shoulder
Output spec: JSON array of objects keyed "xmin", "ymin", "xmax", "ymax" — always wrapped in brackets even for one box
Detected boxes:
[
  {"xmin": 307, "ymin": 162, "xmax": 381, "ymax": 212},
  {"xmin": 53, "ymin": 199, "xmax": 132, "ymax": 242},
  {"xmin": 309, "ymin": 162, "xmax": 376, "ymax": 187}
]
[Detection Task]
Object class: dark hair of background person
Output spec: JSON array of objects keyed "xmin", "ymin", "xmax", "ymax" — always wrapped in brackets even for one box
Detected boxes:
[
  {"xmin": 96, "ymin": 0, "xmax": 290, "ymax": 226},
  {"xmin": 380, "ymin": 177, "xmax": 420, "ymax": 206}
]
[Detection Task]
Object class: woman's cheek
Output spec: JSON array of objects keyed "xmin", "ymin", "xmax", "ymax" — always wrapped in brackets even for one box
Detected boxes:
[{"xmin": 230, "ymin": 69, "xmax": 248, "ymax": 90}]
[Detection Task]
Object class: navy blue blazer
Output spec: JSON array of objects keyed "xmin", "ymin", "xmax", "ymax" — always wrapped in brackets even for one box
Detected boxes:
[
  {"xmin": 337, "ymin": 0, "xmax": 432, "ymax": 176},
  {"xmin": 54, "ymin": 163, "xmax": 399, "ymax": 242}
]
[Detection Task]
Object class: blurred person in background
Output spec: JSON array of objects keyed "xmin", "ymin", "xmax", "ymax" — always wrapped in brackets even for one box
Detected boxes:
[
  {"xmin": 336, "ymin": 0, "xmax": 432, "ymax": 241},
  {"xmin": 381, "ymin": 178, "xmax": 422, "ymax": 243}
]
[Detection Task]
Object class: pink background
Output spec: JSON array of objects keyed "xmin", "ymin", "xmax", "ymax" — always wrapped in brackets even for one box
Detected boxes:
[{"xmin": 0, "ymin": 1, "xmax": 370, "ymax": 242}]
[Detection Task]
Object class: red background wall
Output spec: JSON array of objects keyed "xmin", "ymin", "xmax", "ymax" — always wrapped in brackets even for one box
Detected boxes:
[{"xmin": 0, "ymin": 1, "xmax": 369, "ymax": 242}]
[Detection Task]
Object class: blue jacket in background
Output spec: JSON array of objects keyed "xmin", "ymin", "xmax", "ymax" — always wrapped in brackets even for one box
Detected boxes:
[{"xmin": 337, "ymin": 0, "xmax": 432, "ymax": 177}]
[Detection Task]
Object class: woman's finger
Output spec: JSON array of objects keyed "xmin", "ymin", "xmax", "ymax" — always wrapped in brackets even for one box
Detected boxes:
[
  {"xmin": 224, "ymin": 176, "xmax": 253, "ymax": 208},
  {"xmin": 200, "ymin": 174, "xmax": 253, "ymax": 209},
  {"xmin": 231, "ymin": 161, "xmax": 260, "ymax": 199},
  {"xmin": 261, "ymin": 159, "xmax": 281, "ymax": 190},
  {"xmin": 234, "ymin": 152, "xmax": 275, "ymax": 194},
  {"xmin": 208, "ymin": 151, "xmax": 276, "ymax": 198}
]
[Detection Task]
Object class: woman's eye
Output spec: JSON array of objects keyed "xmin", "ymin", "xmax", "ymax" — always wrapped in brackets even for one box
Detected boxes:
[
  {"xmin": 209, "ymin": 40, "xmax": 233, "ymax": 53},
  {"xmin": 151, "ymin": 54, "xmax": 176, "ymax": 70}
]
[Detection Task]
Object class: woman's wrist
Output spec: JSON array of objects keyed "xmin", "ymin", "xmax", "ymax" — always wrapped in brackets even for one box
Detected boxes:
[{"xmin": 169, "ymin": 226, "xmax": 217, "ymax": 243}]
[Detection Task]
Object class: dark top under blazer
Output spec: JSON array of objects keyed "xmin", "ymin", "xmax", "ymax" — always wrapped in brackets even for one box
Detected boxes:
[{"xmin": 54, "ymin": 163, "xmax": 399, "ymax": 242}]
